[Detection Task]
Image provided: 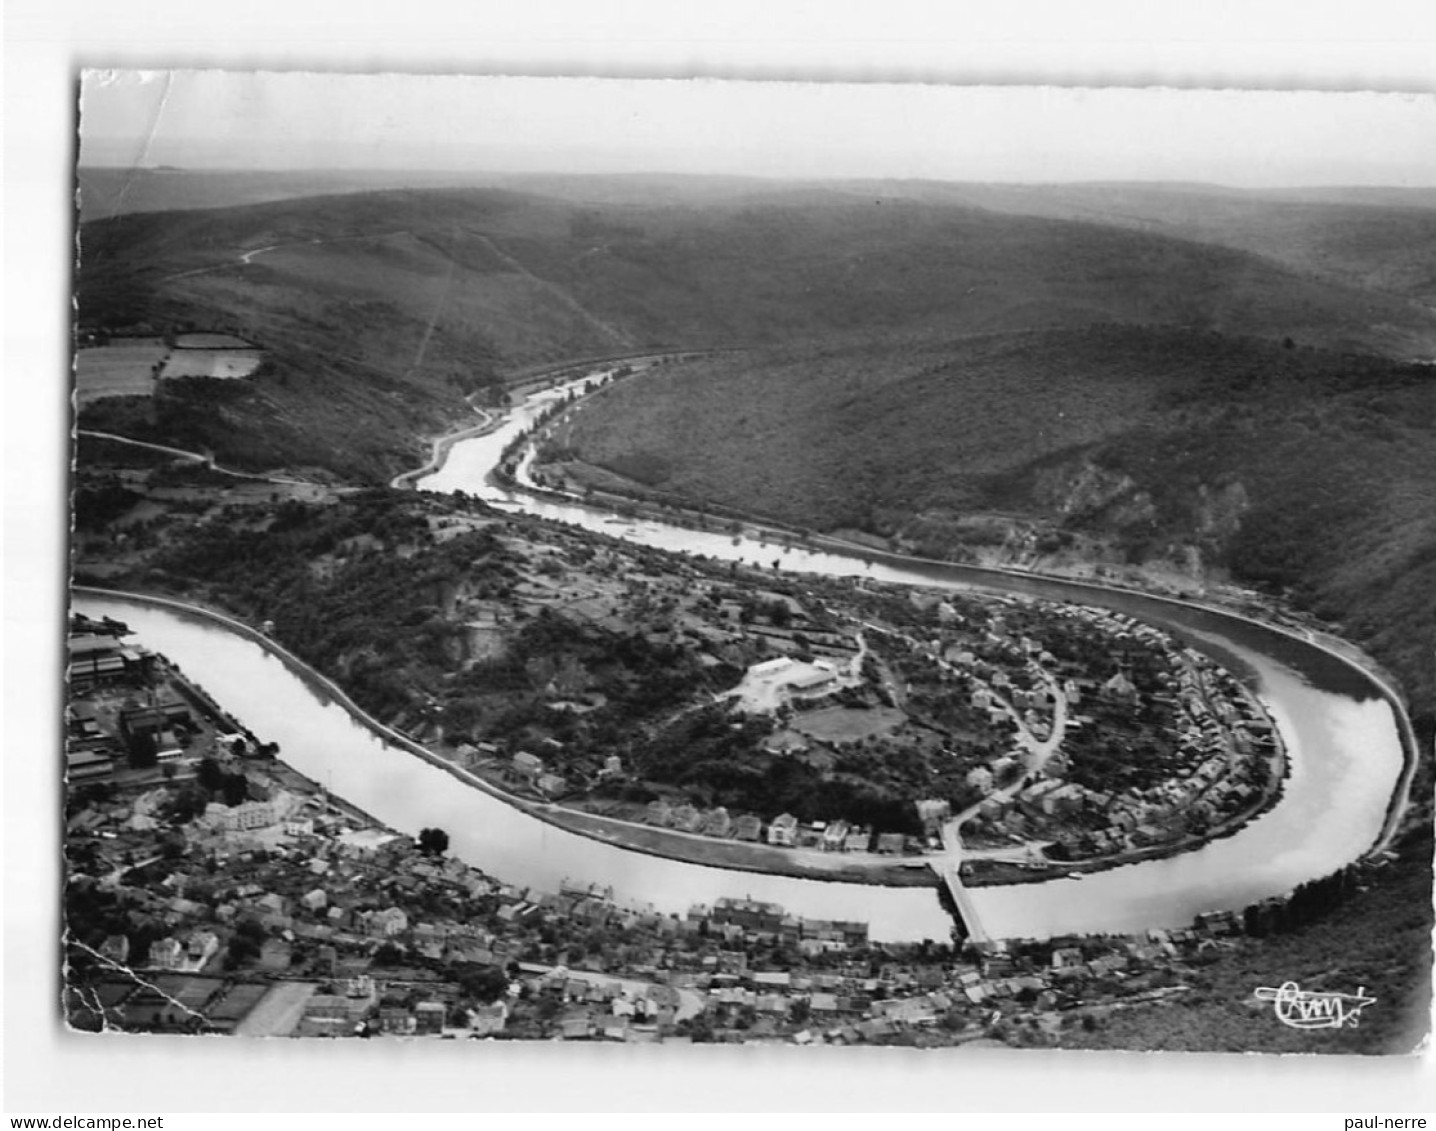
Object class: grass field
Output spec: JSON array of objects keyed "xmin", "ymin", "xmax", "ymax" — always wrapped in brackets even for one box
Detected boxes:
[
  {"xmin": 791, "ymin": 705, "xmax": 906, "ymax": 743},
  {"xmin": 73, "ymin": 339, "xmax": 166, "ymax": 403},
  {"xmin": 161, "ymin": 349, "xmax": 265, "ymax": 379}
]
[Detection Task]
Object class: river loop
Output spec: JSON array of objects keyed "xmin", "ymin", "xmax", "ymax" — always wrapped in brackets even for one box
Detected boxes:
[{"xmin": 75, "ymin": 370, "xmax": 1411, "ymax": 942}]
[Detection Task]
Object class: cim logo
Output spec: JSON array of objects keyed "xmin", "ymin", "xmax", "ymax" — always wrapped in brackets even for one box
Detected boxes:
[{"xmin": 1254, "ymin": 981, "xmax": 1376, "ymax": 1030}]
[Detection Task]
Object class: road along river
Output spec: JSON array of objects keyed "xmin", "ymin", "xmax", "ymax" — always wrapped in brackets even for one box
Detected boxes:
[{"xmin": 75, "ymin": 372, "xmax": 1414, "ymax": 943}]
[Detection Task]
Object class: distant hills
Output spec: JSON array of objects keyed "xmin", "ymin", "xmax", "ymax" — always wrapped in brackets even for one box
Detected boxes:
[
  {"xmin": 77, "ymin": 181, "xmax": 1436, "ymax": 369},
  {"xmin": 72, "ymin": 173, "xmax": 1436, "ymax": 718},
  {"xmin": 844, "ymin": 180, "xmax": 1436, "ymax": 308},
  {"xmin": 76, "ymin": 177, "xmax": 1436, "ymax": 477},
  {"xmin": 77, "ymin": 167, "xmax": 1436, "ymax": 313}
]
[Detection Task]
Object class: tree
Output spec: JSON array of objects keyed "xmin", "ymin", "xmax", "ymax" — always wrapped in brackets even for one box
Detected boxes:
[
  {"xmin": 167, "ymin": 782, "xmax": 209, "ymax": 824},
  {"xmin": 373, "ymin": 942, "xmax": 407, "ymax": 966},
  {"xmin": 417, "ymin": 827, "xmax": 450, "ymax": 856},
  {"xmin": 127, "ymin": 730, "xmax": 158, "ymax": 770},
  {"xmin": 196, "ymin": 757, "xmax": 226, "ymax": 792},
  {"xmin": 225, "ymin": 918, "xmax": 266, "ymax": 970},
  {"xmin": 456, "ymin": 964, "xmax": 509, "ymax": 1003},
  {"xmin": 220, "ymin": 772, "xmax": 249, "ymax": 807}
]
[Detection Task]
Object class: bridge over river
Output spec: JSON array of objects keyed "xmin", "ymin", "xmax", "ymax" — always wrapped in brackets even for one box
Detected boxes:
[{"xmin": 930, "ymin": 853, "xmax": 991, "ymax": 945}]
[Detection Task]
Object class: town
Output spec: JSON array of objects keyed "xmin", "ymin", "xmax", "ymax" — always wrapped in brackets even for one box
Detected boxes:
[{"xmin": 64, "ymin": 613, "xmax": 1328, "ymax": 1046}]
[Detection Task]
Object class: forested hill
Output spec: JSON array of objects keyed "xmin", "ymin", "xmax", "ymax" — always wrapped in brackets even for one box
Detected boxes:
[
  {"xmin": 828, "ymin": 180, "xmax": 1436, "ymax": 310},
  {"xmin": 79, "ymin": 183, "xmax": 1436, "ymax": 363},
  {"xmin": 73, "ymin": 179, "xmax": 1436, "ymax": 482},
  {"xmin": 560, "ymin": 325, "xmax": 1436, "ymax": 723}
]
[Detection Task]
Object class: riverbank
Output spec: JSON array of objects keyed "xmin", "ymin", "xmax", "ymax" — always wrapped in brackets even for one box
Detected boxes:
[
  {"xmin": 959, "ymin": 721, "xmax": 1290, "ymax": 890},
  {"xmin": 964, "ymin": 769, "xmax": 1289, "ymax": 888},
  {"xmin": 388, "ymin": 407, "xmax": 501, "ymax": 490},
  {"xmin": 526, "ymin": 801, "xmax": 941, "ymax": 888}
]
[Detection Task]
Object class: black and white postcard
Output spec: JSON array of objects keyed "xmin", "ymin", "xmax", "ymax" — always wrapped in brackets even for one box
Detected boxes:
[{"xmin": 12, "ymin": 25, "xmax": 1435, "ymax": 1110}]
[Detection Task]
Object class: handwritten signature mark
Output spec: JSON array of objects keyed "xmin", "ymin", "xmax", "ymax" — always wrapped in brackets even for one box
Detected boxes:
[{"xmin": 1254, "ymin": 981, "xmax": 1376, "ymax": 1029}]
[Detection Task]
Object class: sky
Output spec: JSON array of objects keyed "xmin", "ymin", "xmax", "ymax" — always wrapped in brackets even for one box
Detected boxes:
[{"xmin": 79, "ymin": 70, "xmax": 1436, "ymax": 187}]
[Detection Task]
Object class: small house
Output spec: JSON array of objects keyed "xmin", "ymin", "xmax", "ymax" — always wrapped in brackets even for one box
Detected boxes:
[{"xmin": 767, "ymin": 813, "xmax": 799, "ymax": 847}]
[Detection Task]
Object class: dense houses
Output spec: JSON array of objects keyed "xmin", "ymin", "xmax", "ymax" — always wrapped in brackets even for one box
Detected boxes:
[
  {"xmin": 62, "ymin": 587, "xmax": 1287, "ymax": 1046},
  {"xmin": 62, "ymin": 633, "xmax": 1259, "ymax": 1046},
  {"xmin": 925, "ymin": 598, "xmax": 1285, "ymax": 862},
  {"xmin": 65, "ymin": 740, "xmax": 1259, "ymax": 1045}
]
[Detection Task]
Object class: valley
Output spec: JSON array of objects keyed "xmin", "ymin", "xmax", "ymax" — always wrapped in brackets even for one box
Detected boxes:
[
  {"xmin": 64, "ymin": 170, "xmax": 1434, "ymax": 1053},
  {"xmin": 551, "ymin": 325, "xmax": 1436, "ymax": 727}
]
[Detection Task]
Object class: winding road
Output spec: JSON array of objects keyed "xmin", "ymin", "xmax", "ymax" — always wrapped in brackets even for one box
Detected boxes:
[{"xmin": 77, "ymin": 429, "xmax": 320, "ymax": 488}]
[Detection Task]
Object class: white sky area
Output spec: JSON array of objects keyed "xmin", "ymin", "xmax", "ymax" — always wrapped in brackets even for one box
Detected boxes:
[{"xmin": 80, "ymin": 70, "xmax": 1436, "ymax": 187}]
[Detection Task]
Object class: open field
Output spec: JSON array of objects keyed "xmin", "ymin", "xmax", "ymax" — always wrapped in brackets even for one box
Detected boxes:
[
  {"xmin": 792, "ymin": 706, "xmax": 906, "ymax": 744},
  {"xmin": 161, "ymin": 348, "xmax": 265, "ymax": 379},
  {"xmin": 74, "ymin": 339, "xmax": 166, "ymax": 403}
]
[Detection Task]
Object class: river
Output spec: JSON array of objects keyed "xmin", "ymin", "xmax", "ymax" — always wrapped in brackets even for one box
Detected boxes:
[{"xmin": 75, "ymin": 370, "xmax": 1410, "ymax": 943}]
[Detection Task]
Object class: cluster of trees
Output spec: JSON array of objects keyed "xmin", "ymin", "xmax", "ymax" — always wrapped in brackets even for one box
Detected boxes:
[
  {"xmin": 462, "ymin": 613, "xmax": 722, "ymax": 791},
  {"xmin": 631, "ymin": 704, "xmax": 924, "ymax": 834},
  {"xmin": 224, "ymin": 916, "xmax": 268, "ymax": 969},
  {"xmin": 1061, "ymin": 695, "xmax": 1187, "ymax": 794},
  {"xmin": 73, "ymin": 477, "xmax": 144, "ymax": 530},
  {"xmin": 155, "ymin": 757, "xmax": 256, "ymax": 823},
  {"xmin": 151, "ymin": 493, "xmax": 517, "ymax": 723},
  {"xmin": 1241, "ymin": 863, "xmax": 1367, "ymax": 938}
]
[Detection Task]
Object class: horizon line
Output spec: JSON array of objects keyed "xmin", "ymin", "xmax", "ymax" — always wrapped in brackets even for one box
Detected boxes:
[{"xmin": 73, "ymin": 166, "xmax": 1436, "ymax": 193}]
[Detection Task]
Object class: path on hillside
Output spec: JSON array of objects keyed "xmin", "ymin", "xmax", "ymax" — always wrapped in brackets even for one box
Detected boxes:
[
  {"xmin": 160, "ymin": 230, "xmax": 415, "ymax": 282},
  {"xmin": 77, "ymin": 429, "xmax": 320, "ymax": 488},
  {"xmin": 469, "ymin": 232, "xmax": 636, "ymax": 350},
  {"xmin": 403, "ymin": 226, "xmax": 463, "ymax": 380}
]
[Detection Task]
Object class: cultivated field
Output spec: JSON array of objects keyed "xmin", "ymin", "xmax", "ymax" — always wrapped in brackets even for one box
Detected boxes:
[
  {"xmin": 73, "ymin": 338, "xmax": 166, "ymax": 403},
  {"xmin": 161, "ymin": 349, "xmax": 265, "ymax": 379}
]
